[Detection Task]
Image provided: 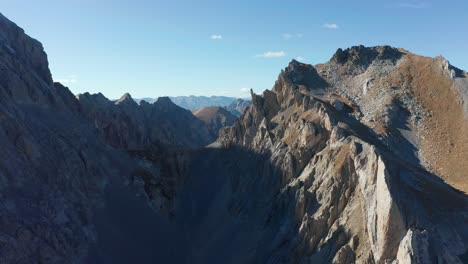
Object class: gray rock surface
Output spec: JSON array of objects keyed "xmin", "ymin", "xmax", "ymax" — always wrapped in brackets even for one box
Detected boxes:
[
  {"xmin": 0, "ymin": 13, "xmax": 135, "ymax": 262},
  {"xmin": 0, "ymin": 13, "xmax": 207, "ymax": 262},
  {"xmin": 77, "ymin": 92, "xmax": 212, "ymax": 149},
  {"xmin": 218, "ymin": 52, "xmax": 468, "ymax": 263}
]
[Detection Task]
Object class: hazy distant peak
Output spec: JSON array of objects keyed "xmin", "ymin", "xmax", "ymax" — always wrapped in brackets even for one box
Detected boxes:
[
  {"xmin": 115, "ymin": 92, "xmax": 137, "ymax": 107},
  {"xmin": 155, "ymin": 96, "xmax": 175, "ymax": 105}
]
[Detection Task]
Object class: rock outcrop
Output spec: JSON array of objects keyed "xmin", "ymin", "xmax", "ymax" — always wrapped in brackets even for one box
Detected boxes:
[
  {"xmin": 192, "ymin": 106, "xmax": 237, "ymax": 139},
  {"xmin": 217, "ymin": 47, "xmax": 468, "ymax": 263},
  {"xmin": 77, "ymin": 93, "xmax": 212, "ymax": 150}
]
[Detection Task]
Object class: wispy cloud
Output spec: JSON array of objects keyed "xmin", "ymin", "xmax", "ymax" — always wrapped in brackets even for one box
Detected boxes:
[
  {"xmin": 254, "ymin": 51, "xmax": 286, "ymax": 58},
  {"xmin": 295, "ymin": 57, "xmax": 306, "ymax": 62},
  {"xmin": 398, "ymin": 2, "xmax": 430, "ymax": 8},
  {"xmin": 55, "ymin": 75, "xmax": 78, "ymax": 84},
  {"xmin": 210, "ymin": 34, "xmax": 222, "ymax": 40},
  {"xmin": 282, "ymin": 33, "xmax": 292, "ymax": 40},
  {"xmin": 282, "ymin": 33, "xmax": 303, "ymax": 40},
  {"xmin": 240, "ymin": 88, "xmax": 251, "ymax": 93},
  {"xmin": 323, "ymin": 23, "xmax": 338, "ymax": 29}
]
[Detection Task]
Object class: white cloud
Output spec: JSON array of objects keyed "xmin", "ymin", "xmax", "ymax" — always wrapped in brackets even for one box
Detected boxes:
[
  {"xmin": 282, "ymin": 33, "xmax": 292, "ymax": 40},
  {"xmin": 240, "ymin": 88, "xmax": 251, "ymax": 93},
  {"xmin": 282, "ymin": 33, "xmax": 303, "ymax": 40},
  {"xmin": 255, "ymin": 51, "xmax": 286, "ymax": 58},
  {"xmin": 55, "ymin": 75, "xmax": 78, "ymax": 84},
  {"xmin": 323, "ymin": 23, "xmax": 338, "ymax": 29},
  {"xmin": 296, "ymin": 56, "xmax": 306, "ymax": 62},
  {"xmin": 211, "ymin": 34, "xmax": 222, "ymax": 40},
  {"xmin": 398, "ymin": 2, "xmax": 430, "ymax": 8}
]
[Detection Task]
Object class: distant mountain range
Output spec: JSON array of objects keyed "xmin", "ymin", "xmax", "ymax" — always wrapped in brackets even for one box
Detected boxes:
[
  {"xmin": 225, "ymin": 98, "xmax": 252, "ymax": 116},
  {"xmin": 136, "ymin": 96, "xmax": 252, "ymax": 116},
  {"xmin": 136, "ymin": 96, "xmax": 246, "ymax": 110}
]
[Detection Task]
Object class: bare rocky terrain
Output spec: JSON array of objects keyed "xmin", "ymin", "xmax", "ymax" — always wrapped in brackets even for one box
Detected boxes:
[
  {"xmin": 0, "ymin": 12, "xmax": 466, "ymax": 264},
  {"xmin": 192, "ymin": 106, "xmax": 237, "ymax": 139},
  {"xmin": 225, "ymin": 98, "xmax": 252, "ymax": 116},
  {"xmin": 218, "ymin": 50, "xmax": 468, "ymax": 262}
]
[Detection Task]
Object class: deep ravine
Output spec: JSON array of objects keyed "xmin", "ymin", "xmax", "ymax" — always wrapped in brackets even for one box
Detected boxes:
[{"xmin": 0, "ymin": 12, "xmax": 466, "ymax": 264}]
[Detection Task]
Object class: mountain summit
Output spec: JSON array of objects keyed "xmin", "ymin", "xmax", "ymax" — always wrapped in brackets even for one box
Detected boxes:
[{"xmin": 218, "ymin": 45, "xmax": 467, "ymax": 263}]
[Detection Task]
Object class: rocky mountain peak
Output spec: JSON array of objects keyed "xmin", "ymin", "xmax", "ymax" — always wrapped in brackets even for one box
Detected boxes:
[
  {"xmin": 192, "ymin": 106, "xmax": 237, "ymax": 139},
  {"xmin": 153, "ymin": 96, "xmax": 180, "ymax": 112},
  {"xmin": 156, "ymin": 96, "xmax": 175, "ymax": 105},
  {"xmin": 76, "ymin": 92, "xmax": 112, "ymax": 107},
  {"xmin": 272, "ymin": 60, "xmax": 327, "ymax": 105},
  {"xmin": 217, "ymin": 45, "xmax": 468, "ymax": 262},
  {"xmin": 115, "ymin": 92, "xmax": 138, "ymax": 107},
  {"xmin": 0, "ymin": 12, "xmax": 52, "ymax": 85},
  {"xmin": 331, "ymin": 45, "xmax": 402, "ymax": 68},
  {"xmin": 434, "ymin": 55, "xmax": 465, "ymax": 79},
  {"xmin": 287, "ymin": 58, "xmax": 302, "ymax": 68},
  {"xmin": 282, "ymin": 59, "xmax": 325, "ymax": 86}
]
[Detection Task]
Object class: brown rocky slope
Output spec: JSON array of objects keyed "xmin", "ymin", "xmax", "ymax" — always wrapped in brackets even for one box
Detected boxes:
[
  {"xmin": 192, "ymin": 106, "xmax": 237, "ymax": 139},
  {"xmin": 218, "ymin": 47, "xmax": 468, "ymax": 263}
]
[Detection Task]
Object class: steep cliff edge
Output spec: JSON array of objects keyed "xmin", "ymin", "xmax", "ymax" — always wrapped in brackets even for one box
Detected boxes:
[
  {"xmin": 0, "ymin": 13, "xmax": 206, "ymax": 263},
  {"xmin": 316, "ymin": 46, "xmax": 468, "ymax": 191},
  {"xmin": 0, "ymin": 12, "xmax": 133, "ymax": 262},
  {"xmin": 217, "ymin": 47, "xmax": 468, "ymax": 263}
]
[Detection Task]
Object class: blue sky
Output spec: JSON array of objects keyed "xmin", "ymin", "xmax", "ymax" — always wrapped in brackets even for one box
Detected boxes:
[{"xmin": 1, "ymin": 0, "xmax": 467, "ymax": 98}]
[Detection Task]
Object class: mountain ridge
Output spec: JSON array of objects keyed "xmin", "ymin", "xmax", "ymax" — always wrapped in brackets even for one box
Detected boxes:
[
  {"xmin": 218, "ymin": 45, "xmax": 467, "ymax": 262},
  {"xmin": 0, "ymin": 11, "xmax": 466, "ymax": 264}
]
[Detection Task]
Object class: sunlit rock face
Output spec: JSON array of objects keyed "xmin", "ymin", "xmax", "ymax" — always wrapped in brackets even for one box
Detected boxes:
[
  {"xmin": 0, "ymin": 12, "xmax": 467, "ymax": 264},
  {"xmin": 217, "ymin": 48, "xmax": 468, "ymax": 263},
  {"xmin": 192, "ymin": 106, "xmax": 237, "ymax": 139}
]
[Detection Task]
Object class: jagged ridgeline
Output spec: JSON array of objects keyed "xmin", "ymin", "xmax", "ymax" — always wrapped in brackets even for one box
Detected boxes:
[{"xmin": 0, "ymin": 12, "xmax": 467, "ymax": 264}]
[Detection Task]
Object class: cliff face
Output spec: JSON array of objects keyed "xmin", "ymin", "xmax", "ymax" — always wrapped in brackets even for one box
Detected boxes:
[
  {"xmin": 0, "ymin": 12, "xmax": 467, "ymax": 264},
  {"xmin": 217, "ymin": 47, "xmax": 468, "ymax": 263},
  {"xmin": 316, "ymin": 46, "xmax": 468, "ymax": 191},
  {"xmin": 0, "ymin": 13, "xmax": 206, "ymax": 263},
  {"xmin": 77, "ymin": 93, "xmax": 212, "ymax": 150},
  {"xmin": 0, "ymin": 13, "xmax": 127, "ymax": 262}
]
